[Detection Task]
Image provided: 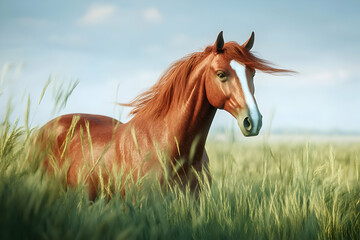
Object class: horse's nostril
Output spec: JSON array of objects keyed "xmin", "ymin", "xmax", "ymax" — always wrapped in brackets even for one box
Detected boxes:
[{"xmin": 243, "ymin": 117, "xmax": 252, "ymax": 131}]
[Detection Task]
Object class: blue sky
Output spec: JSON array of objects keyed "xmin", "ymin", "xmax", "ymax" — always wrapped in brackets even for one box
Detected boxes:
[{"xmin": 1, "ymin": 0, "xmax": 360, "ymax": 135}]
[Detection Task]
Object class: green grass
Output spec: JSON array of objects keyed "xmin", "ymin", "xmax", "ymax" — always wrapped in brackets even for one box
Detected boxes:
[{"xmin": 1, "ymin": 115, "xmax": 360, "ymax": 240}]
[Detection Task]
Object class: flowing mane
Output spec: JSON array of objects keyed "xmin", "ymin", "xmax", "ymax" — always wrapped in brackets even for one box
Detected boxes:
[
  {"xmin": 121, "ymin": 42, "xmax": 291, "ymax": 119},
  {"xmin": 120, "ymin": 46, "xmax": 213, "ymax": 119}
]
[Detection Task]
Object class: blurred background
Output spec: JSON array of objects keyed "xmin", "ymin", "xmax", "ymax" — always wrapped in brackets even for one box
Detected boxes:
[{"xmin": 1, "ymin": 0, "xmax": 359, "ymax": 140}]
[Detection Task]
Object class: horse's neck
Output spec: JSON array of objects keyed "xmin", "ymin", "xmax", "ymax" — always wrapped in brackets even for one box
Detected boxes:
[
  {"xmin": 159, "ymin": 62, "xmax": 216, "ymax": 164},
  {"xmin": 166, "ymin": 74, "xmax": 216, "ymax": 158},
  {"xmin": 128, "ymin": 56, "xmax": 216, "ymax": 165}
]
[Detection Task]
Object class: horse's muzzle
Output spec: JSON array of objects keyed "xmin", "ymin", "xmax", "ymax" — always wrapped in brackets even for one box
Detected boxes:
[{"xmin": 237, "ymin": 113, "xmax": 263, "ymax": 137}]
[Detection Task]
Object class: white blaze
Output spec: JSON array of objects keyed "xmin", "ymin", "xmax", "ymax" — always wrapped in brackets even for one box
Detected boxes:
[{"xmin": 230, "ymin": 60, "xmax": 261, "ymax": 133}]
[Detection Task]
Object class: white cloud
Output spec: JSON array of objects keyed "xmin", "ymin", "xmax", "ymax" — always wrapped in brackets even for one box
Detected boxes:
[
  {"xmin": 78, "ymin": 4, "xmax": 117, "ymax": 26},
  {"xmin": 142, "ymin": 7, "xmax": 163, "ymax": 23}
]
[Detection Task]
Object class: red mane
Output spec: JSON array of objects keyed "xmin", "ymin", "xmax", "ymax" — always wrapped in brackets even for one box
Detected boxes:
[{"xmin": 120, "ymin": 42, "xmax": 292, "ymax": 119}]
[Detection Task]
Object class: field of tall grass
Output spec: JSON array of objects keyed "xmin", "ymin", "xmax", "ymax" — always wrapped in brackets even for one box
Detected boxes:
[{"xmin": 0, "ymin": 82, "xmax": 360, "ymax": 239}]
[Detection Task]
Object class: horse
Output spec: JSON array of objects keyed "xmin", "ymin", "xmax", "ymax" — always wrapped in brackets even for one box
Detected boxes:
[{"xmin": 35, "ymin": 31, "xmax": 290, "ymax": 200}]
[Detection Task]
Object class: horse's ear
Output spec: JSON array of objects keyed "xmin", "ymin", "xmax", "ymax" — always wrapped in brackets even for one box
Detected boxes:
[
  {"xmin": 215, "ymin": 31, "xmax": 224, "ymax": 52},
  {"xmin": 243, "ymin": 32, "xmax": 255, "ymax": 50}
]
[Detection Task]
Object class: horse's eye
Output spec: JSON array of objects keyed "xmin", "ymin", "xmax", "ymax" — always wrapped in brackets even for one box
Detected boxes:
[{"xmin": 217, "ymin": 71, "xmax": 227, "ymax": 82}]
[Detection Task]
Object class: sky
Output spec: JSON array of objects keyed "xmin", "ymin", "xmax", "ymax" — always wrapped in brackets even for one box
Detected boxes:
[{"xmin": 1, "ymin": 0, "xmax": 360, "ymax": 136}]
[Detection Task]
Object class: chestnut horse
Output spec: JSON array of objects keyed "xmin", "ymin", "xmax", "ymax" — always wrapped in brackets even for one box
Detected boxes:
[{"xmin": 36, "ymin": 32, "xmax": 289, "ymax": 199}]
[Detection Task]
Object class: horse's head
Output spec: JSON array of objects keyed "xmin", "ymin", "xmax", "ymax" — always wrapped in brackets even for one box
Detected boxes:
[{"xmin": 205, "ymin": 31, "xmax": 262, "ymax": 137}]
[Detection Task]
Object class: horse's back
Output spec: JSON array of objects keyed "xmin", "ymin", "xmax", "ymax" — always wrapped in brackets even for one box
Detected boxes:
[
  {"xmin": 37, "ymin": 113, "xmax": 122, "ymax": 169},
  {"xmin": 52, "ymin": 113, "xmax": 121, "ymax": 130},
  {"xmin": 39, "ymin": 113, "xmax": 120, "ymax": 142}
]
